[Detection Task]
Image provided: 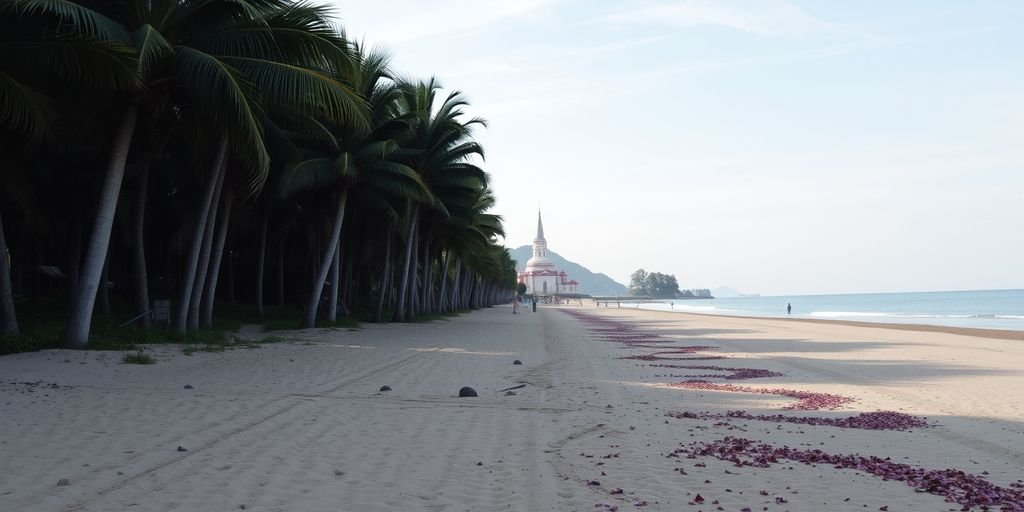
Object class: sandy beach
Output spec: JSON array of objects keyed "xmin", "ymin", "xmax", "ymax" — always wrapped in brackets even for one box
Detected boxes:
[{"xmin": 2, "ymin": 304, "xmax": 1023, "ymax": 511}]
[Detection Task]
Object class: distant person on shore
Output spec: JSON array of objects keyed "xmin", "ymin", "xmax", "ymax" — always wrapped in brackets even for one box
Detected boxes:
[
  {"xmin": 787, "ymin": 303, "xmax": 792, "ymax": 315},
  {"xmin": 670, "ymin": 302, "xmax": 674, "ymax": 309}
]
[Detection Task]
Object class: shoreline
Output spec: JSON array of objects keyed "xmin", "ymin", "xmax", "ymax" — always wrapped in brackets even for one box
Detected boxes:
[{"xmin": 628, "ymin": 307, "xmax": 1024, "ymax": 341}]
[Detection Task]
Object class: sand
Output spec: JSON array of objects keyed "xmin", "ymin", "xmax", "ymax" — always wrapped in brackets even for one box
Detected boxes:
[{"xmin": 1, "ymin": 305, "xmax": 1022, "ymax": 511}]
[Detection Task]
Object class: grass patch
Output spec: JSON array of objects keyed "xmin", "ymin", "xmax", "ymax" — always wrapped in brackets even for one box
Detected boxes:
[
  {"xmin": 121, "ymin": 351, "xmax": 155, "ymax": 365},
  {"xmin": 258, "ymin": 335, "xmax": 287, "ymax": 344},
  {"xmin": 181, "ymin": 336, "xmax": 268, "ymax": 355},
  {"xmin": 182, "ymin": 344, "xmax": 226, "ymax": 355},
  {"xmin": 2, "ymin": 298, "xmax": 471, "ymax": 356}
]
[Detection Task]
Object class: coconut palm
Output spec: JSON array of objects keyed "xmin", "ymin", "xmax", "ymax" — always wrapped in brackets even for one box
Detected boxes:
[
  {"xmin": 280, "ymin": 46, "xmax": 429, "ymax": 328},
  {"xmin": 1, "ymin": 1, "xmax": 138, "ymax": 336},
  {"xmin": 390, "ymin": 78, "xmax": 487, "ymax": 321},
  {"xmin": 25, "ymin": 0, "xmax": 368, "ymax": 343}
]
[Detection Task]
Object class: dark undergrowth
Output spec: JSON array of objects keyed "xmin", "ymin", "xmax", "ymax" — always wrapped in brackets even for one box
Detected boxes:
[{"xmin": 1, "ymin": 298, "xmax": 475, "ymax": 355}]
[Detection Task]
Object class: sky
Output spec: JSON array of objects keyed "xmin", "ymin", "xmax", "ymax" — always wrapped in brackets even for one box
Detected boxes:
[{"xmin": 329, "ymin": 0, "xmax": 1023, "ymax": 296}]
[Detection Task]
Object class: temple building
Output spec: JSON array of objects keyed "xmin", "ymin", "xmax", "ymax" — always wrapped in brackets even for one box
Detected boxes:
[{"xmin": 517, "ymin": 211, "xmax": 579, "ymax": 295}]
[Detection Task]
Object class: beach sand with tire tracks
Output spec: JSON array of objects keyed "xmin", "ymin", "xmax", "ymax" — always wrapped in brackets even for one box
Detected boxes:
[{"xmin": 1, "ymin": 304, "xmax": 1023, "ymax": 511}]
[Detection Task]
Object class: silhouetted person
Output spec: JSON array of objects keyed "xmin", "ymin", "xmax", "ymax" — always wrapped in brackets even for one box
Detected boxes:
[{"xmin": 787, "ymin": 303, "xmax": 792, "ymax": 315}]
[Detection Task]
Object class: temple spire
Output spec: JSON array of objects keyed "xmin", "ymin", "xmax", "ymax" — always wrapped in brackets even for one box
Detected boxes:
[{"xmin": 535, "ymin": 209, "xmax": 545, "ymax": 241}]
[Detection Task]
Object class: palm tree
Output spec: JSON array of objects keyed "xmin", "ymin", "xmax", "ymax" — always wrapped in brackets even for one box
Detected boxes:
[
  {"xmin": 1, "ymin": 1, "xmax": 138, "ymax": 336},
  {"xmin": 1, "ymin": 1, "xmax": 513, "ymax": 342},
  {"xmin": 23, "ymin": 0, "xmax": 367, "ymax": 343},
  {"xmin": 281, "ymin": 46, "xmax": 428, "ymax": 328},
  {"xmin": 391, "ymin": 78, "xmax": 487, "ymax": 321}
]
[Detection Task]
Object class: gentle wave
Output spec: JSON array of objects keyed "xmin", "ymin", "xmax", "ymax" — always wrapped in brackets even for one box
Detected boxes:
[
  {"xmin": 809, "ymin": 311, "xmax": 889, "ymax": 318},
  {"xmin": 614, "ymin": 290, "xmax": 1024, "ymax": 331},
  {"xmin": 635, "ymin": 303, "xmax": 738, "ymax": 314},
  {"xmin": 809, "ymin": 311, "xmax": 1022, "ymax": 320}
]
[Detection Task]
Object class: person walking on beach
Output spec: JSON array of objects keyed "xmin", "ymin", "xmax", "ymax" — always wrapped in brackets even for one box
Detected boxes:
[{"xmin": 787, "ymin": 303, "xmax": 792, "ymax": 315}]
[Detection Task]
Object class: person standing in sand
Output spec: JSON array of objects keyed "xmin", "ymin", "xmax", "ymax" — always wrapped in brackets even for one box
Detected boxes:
[{"xmin": 787, "ymin": 303, "xmax": 792, "ymax": 315}]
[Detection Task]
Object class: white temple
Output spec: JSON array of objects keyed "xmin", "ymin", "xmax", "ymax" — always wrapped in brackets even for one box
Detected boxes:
[{"xmin": 517, "ymin": 211, "xmax": 579, "ymax": 295}]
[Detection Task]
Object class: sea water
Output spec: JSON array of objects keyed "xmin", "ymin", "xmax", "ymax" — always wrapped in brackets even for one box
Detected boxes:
[{"xmin": 629, "ymin": 289, "xmax": 1024, "ymax": 332}]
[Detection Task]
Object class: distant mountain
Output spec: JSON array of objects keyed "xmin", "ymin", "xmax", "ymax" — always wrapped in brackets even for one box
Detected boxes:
[{"xmin": 510, "ymin": 246, "xmax": 628, "ymax": 296}]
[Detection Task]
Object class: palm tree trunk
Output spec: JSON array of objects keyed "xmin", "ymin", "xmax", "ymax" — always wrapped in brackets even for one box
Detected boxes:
[
  {"xmin": 0, "ymin": 211, "xmax": 20, "ymax": 336},
  {"xmin": 226, "ymin": 236, "xmax": 235, "ymax": 304},
  {"xmin": 200, "ymin": 191, "xmax": 233, "ymax": 327},
  {"xmin": 63, "ymin": 104, "xmax": 139, "ymax": 348},
  {"xmin": 98, "ymin": 249, "xmax": 110, "ymax": 317},
  {"xmin": 340, "ymin": 250, "xmax": 353, "ymax": 316},
  {"xmin": 465, "ymin": 272, "xmax": 472, "ymax": 309},
  {"xmin": 132, "ymin": 162, "xmax": 151, "ymax": 327},
  {"xmin": 276, "ymin": 236, "xmax": 285, "ymax": 307},
  {"xmin": 327, "ymin": 235, "xmax": 340, "ymax": 323},
  {"xmin": 428, "ymin": 251, "xmax": 438, "ymax": 314},
  {"xmin": 374, "ymin": 230, "xmax": 392, "ymax": 323},
  {"xmin": 450, "ymin": 257, "xmax": 462, "ymax": 311},
  {"xmin": 172, "ymin": 135, "xmax": 228, "ymax": 333},
  {"xmin": 255, "ymin": 210, "xmax": 268, "ymax": 317},
  {"xmin": 408, "ymin": 225, "xmax": 419, "ymax": 319},
  {"xmin": 187, "ymin": 160, "xmax": 227, "ymax": 330},
  {"xmin": 461, "ymin": 267, "xmax": 471, "ymax": 310},
  {"xmin": 420, "ymin": 238, "xmax": 432, "ymax": 314},
  {"xmin": 392, "ymin": 206, "xmax": 418, "ymax": 322},
  {"xmin": 300, "ymin": 191, "xmax": 347, "ymax": 329},
  {"xmin": 437, "ymin": 251, "xmax": 450, "ymax": 313}
]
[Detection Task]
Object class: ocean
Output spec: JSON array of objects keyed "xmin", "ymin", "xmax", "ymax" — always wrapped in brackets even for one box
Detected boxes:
[{"xmin": 625, "ymin": 289, "xmax": 1024, "ymax": 332}]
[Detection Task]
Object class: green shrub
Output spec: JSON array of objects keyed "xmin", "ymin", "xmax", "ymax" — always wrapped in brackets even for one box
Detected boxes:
[{"xmin": 121, "ymin": 351, "xmax": 155, "ymax": 364}]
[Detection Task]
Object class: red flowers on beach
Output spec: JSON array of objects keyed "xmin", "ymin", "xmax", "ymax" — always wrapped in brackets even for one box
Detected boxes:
[
  {"xmin": 677, "ymin": 437, "xmax": 1024, "ymax": 511},
  {"xmin": 650, "ymin": 365, "xmax": 784, "ymax": 380},
  {"xmin": 666, "ymin": 410, "xmax": 929, "ymax": 430},
  {"xmin": 666, "ymin": 382, "xmax": 855, "ymax": 410}
]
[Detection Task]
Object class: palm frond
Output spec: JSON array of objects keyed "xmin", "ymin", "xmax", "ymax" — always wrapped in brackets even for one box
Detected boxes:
[
  {"xmin": 0, "ymin": 33, "xmax": 140, "ymax": 90},
  {"xmin": 0, "ymin": 70, "xmax": 55, "ymax": 146},
  {"xmin": 174, "ymin": 46, "xmax": 269, "ymax": 195},
  {"xmin": 4, "ymin": 0, "xmax": 129, "ymax": 42},
  {"xmin": 194, "ymin": 2, "xmax": 356, "ymax": 76},
  {"xmin": 220, "ymin": 56, "xmax": 368, "ymax": 130},
  {"xmin": 271, "ymin": 111, "xmax": 338, "ymax": 152},
  {"xmin": 277, "ymin": 152, "xmax": 349, "ymax": 198},
  {"xmin": 359, "ymin": 160, "xmax": 433, "ymax": 203},
  {"xmin": 429, "ymin": 163, "xmax": 487, "ymax": 188},
  {"xmin": 132, "ymin": 24, "xmax": 172, "ymax": 79},
  {"xmin": 262, "ymin": 119, "xmax": 299, "ymax": 165}
]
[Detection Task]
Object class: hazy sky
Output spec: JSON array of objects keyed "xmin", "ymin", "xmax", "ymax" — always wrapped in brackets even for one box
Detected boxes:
[{"xmin": 330, "ymin": 0, "xmax": 1023, "ymax": 296}]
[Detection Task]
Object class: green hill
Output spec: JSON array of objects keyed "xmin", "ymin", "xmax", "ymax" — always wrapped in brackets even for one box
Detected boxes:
[{"xmin": 510, "ymin": 246, "xmax": 628, "ymax": 296}]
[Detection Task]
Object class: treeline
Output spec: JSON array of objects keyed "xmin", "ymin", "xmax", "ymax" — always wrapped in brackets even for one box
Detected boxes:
[
  {"xmin": 0, "ymin": 0, "xmax": 517, "ymax": 349},
  {"xmin": 629, "ymin": 269, "xmax": 712, "ymax": 299},
  {"xmin": 678, "ymin": 289, "xmax": 713, "ymax": 299}
]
